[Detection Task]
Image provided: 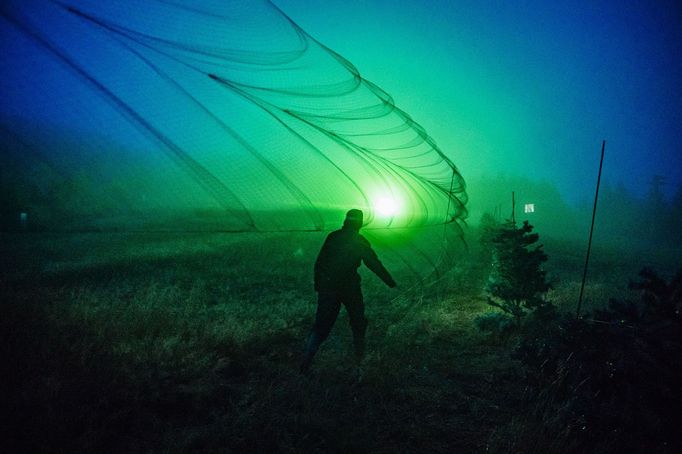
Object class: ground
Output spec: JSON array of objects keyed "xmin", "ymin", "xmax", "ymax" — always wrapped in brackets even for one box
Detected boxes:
[{"xmin": 0, "ymin": 229, "xmax": 677, "ymax": 452}]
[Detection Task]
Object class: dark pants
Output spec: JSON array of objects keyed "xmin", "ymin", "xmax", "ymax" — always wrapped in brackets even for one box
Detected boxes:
[
  {"xmin": 313, "ymin": 287, "xmax": 367, "ymax": 344},
  {"xmin": 307, "ymin": 286, "xmax": 367, "ymax": 360}
]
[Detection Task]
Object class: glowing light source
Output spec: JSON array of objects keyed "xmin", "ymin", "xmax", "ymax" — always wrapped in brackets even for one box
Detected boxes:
[{"xmin": 374, "ymin": 196, "xmax": 400, "ymax": 217}]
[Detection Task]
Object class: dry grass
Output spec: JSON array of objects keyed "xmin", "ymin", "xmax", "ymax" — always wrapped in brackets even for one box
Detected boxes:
[{"xmin": 1, "ymin": 230, "xmax": 676, "ymax": 452}]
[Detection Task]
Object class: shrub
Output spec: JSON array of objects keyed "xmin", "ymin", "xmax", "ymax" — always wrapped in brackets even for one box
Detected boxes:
[{"xmin": 513, "ymin": 268, "xmax": 682, "ymax": 453}]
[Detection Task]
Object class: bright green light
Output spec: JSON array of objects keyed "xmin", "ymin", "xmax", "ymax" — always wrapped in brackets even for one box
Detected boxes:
[{"xmin": 374, "ymin": 196, "xmax": 400, "ymax": 218}]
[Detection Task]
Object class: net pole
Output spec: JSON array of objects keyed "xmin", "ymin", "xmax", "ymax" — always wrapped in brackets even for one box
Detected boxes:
[
  {"xmin": 437, "ymin": 168, "xmax": 458, "ymax": 274},
  {"xmin": 444, "ymin": 168, "xmax": 456, "ymax": 224},
  {"xmin": 511, "ymin": 191, "xmax": 515, "ymax": 225},
  {"xmin": 577, "ymin": 140, "xmax": 606, "ymax": 318}
]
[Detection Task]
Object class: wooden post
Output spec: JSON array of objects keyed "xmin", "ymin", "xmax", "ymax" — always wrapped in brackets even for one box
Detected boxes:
[{"xmin": 577, "ymin": 140, "xmax": 606, "ymax": 318}]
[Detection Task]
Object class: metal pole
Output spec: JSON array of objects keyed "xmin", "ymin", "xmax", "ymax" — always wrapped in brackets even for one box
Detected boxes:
[
  {"xmin": 444, "ymin": 168, "xmax": 456, "ymax": 224},
  {"xmin": 577, "ymin": 140, "xmax": 606, "ymax": 318},
  {"xmin": 511, "ymin": 191, "xmax": 516, "ymax": 225}
]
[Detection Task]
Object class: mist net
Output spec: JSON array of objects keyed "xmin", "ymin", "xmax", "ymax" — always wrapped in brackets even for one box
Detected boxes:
[
  {"xmin": 1, "ymin": 0, "xmax": 466, "ymax": 230},
  {"xmin": 1, "ymin": 0, "xmax": 468, "ymax": 280}
]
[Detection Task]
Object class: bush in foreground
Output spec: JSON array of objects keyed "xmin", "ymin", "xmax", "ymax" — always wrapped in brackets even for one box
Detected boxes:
[{"xmin": 507, "ymin": 268, "xmax": 682, "ymax": 453}]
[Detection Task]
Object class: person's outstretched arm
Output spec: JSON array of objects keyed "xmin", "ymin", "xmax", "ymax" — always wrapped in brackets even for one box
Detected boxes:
[{"xmin": 358, "ymin": 236, "xmax": 397, "ymax": 288}]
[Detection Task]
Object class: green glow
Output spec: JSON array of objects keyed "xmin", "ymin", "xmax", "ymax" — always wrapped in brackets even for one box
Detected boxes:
[
  {"xmin": 0, "ymin": 0, "xmax": 466, "ymax": 232},
  {"xmin": 373, "ymin": 195, "xmax": 400, "ymax": 218}
]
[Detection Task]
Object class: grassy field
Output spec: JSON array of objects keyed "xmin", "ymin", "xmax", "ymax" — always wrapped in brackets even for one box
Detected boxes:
[{"xmin": 1, "ymin": 228, "xmax": 678, "ymax": 452}]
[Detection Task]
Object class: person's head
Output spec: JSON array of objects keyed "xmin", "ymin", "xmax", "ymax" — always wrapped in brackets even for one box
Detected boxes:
[{"xmin": 343, "ymin": 209, "xmax": 363, "ymax": 231}]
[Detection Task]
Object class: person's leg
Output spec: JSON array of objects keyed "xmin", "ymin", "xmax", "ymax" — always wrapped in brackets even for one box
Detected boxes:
[
  {"xmin": 301, "ymin": 290, "xmax": 341, "ymax": 373},
  {"xmin": 343, "ymin": 287, "xmax": 367, "ymax": 361}
]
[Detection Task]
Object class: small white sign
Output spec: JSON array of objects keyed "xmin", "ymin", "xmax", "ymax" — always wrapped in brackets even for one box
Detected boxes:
[{"xmin": 524, "ymin": 204, "xmax": 535, "ymax": 213}]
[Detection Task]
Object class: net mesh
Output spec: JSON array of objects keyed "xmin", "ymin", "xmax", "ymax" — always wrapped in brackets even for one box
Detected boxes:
[{"xmin": 1, "ymin": 0, "xmax": 467, "ymax": 278}]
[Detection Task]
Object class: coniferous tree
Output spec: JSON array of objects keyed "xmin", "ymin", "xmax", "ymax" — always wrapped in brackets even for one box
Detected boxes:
[{"xmin": 485, "ymin": 221, "xmax": 551, "ymax": 324}]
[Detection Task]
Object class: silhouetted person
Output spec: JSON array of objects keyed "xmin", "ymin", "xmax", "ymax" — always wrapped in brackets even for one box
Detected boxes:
[{"xmin": 300, "ymin": 209, "xmax": 396, "ymax": 373}]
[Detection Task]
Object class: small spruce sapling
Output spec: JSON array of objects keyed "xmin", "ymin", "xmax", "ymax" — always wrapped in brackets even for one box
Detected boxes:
[{"xmin": 485, "ymin": 221, "xmax": 551, "ymax": 325}]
